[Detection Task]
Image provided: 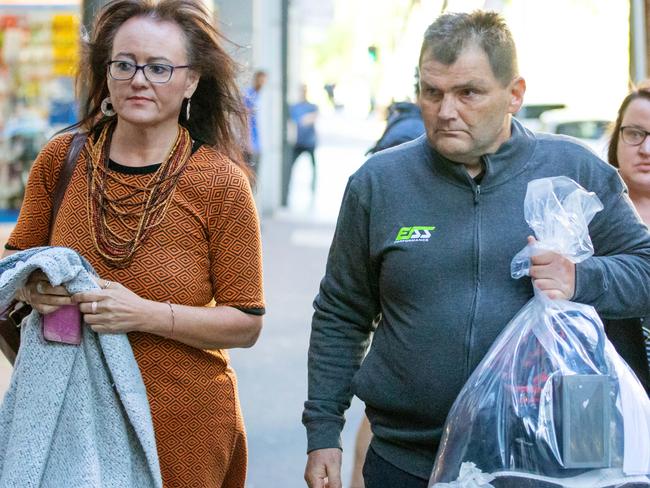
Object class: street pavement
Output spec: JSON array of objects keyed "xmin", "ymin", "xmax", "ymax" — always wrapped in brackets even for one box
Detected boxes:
[
  {"xmin": 0, "ymin": 108, "xmax": 384, "ymax": 487},
  {"xmin": 232, "ymin": 109, "xmax": 382, "ymax": 487},
  {"xmin": 231, "ymin": 216, "xmax": 366, "ymax": 487}
]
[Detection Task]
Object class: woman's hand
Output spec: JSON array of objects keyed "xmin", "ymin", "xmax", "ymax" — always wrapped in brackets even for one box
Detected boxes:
[
  {"xmin": 74, "ymin": 279, "xmax": 262, "ymax": 349},
  {"xmin": 72, "ymin": 280, "xmax": 151, "ymax": 334},
  {"xmin": 16, "ymin": 271, "xmax": 72, "ymax": 315}
]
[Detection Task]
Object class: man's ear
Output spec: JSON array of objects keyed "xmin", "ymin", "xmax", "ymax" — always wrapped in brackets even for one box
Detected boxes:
[{"xmin": 507, "ymin": 76, "xmax": 526, "ymax": 115}]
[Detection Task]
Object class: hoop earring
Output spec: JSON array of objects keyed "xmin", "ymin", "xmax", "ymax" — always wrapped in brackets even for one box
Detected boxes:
[
  {"xmin": 101, "ymin": 97, "xmax": 116, "ymax": 117},
  {"xmin": 185, "ymin": 98, "xmax": 191, "ymax": 120}
]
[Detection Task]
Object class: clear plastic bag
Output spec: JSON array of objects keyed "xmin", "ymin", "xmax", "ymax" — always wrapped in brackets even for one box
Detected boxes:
[{"xmin": 429, "ymin": 177, "xmax": 650, "ymax": 488}]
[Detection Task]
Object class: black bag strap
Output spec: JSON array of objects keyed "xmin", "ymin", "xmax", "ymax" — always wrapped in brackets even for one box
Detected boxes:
[
  {"xmin": 49, "ymin": 132, "xmax": 87, "ymax": 238},
  {"xmin": 0, "ymin": 132, "xmax": 87, "ymax": 366}
]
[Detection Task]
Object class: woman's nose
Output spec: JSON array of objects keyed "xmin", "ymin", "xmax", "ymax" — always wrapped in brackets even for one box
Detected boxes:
[{"xmin": 639, "ymin": 135, "xmax": 650, "ymax": 155}]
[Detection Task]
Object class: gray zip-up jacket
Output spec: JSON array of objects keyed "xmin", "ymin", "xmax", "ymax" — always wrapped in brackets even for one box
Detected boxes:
[{"xmin": 303, "ymin": 119, "xmax": 650, "ymax": 479}]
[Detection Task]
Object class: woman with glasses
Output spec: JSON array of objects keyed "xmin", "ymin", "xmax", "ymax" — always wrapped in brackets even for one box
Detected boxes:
[
  {"xmin": 606, "ymin": 82, "xmax": 650, "ymax": 395},
  {"xmin": 3, "ymin": 0, "xmax": 264, "ymax": 486}
]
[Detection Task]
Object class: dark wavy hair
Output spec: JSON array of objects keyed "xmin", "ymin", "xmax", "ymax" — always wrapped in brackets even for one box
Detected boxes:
[
  {"xmin": 419, "ymin": 10, "xmax": 518, "ymax": 87},
  {"xmin": 75, "ymin": 0, "xmax": 250, "ymax": 178},
  {"xmin": 608, "ymin": 83, "xmax": 650, "ymax": 168}
]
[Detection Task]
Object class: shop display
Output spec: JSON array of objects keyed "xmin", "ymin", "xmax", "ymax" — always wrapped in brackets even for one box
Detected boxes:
[{"xmin": 0, "ymin": 3, "xmax": 79, "ymax": 208}]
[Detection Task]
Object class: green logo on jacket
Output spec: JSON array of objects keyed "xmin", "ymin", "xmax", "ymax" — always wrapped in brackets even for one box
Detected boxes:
[{"xmin": 395, "ymin": 226, "xmax": 436, "ymax": 242}]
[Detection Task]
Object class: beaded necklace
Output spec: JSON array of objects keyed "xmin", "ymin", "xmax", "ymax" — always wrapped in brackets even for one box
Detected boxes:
[{"xmin": 86, "ymin": 121, "xmax": 192, "ymax": 267}]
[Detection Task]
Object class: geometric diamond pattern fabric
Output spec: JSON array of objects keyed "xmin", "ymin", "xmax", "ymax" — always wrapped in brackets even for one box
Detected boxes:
[{"xmin": 8, "ymin": 133, "xmax": 265, "ymax": 487}]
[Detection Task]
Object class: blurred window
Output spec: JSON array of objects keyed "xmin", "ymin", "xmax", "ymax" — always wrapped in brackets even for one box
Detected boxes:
[
  {"xmin": 516, "ymin": 104, "xmax": 566, "ymax": 120},
  {"xmin": 555, "ymin": 121, "xmax": 609, "ymax": 140}
]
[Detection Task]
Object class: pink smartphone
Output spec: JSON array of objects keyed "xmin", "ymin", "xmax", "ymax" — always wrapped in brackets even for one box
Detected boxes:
[{"xmin": 43, "ymin": 304, "xmax": 82, "ymax": 345}]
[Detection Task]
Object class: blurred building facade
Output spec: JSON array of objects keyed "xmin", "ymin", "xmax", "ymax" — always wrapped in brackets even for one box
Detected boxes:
[
  {"xmin": 0, "ymin": 0, "xmax": 295, "ymax": 215},
  {"xmin": 0, "ymin": 0, "xmax": 648, "ymax": 214}
]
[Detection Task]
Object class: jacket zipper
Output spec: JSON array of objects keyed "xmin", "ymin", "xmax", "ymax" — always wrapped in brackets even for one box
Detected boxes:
[{"xmin": 465, "ymin": 163, "xmax": 484, "ymax": 378}]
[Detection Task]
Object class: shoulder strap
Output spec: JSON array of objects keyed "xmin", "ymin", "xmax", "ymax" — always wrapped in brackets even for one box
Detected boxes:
[{"xmin": 49, "ymin": 132, "xmax": 87, "ymax": 237}]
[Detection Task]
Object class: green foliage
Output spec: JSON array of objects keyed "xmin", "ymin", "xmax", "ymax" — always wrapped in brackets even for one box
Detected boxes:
[{"xmin": 307, "ymin": 25, "xmax": 354, "ymax": 81}]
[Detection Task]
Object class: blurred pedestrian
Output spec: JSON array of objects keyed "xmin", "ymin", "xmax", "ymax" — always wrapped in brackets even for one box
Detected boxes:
[
  {"xmin": 303, "ymin": 11, "xmax": 650, "ymax": 488},
  {"xmin": 366, "ymin": 101, "xmax": 425, "ymax": 156},
  {"xmin": 4, "ymin": 1, "xmax": 265, "ymax": 486},
  {"xmin": 324, "ymin": 82, "xmax": 337, "ymax": 109},
  {"xmin": 606, "ymin": 82, "xmax": 650, "ymax": 392},
  {"xmin": 283, "ymin": 84, "xmax": 319, "ymax": 205},
  {"xmin": 244, "ymin": 70, "xmax": 267, "ymax": 174}
]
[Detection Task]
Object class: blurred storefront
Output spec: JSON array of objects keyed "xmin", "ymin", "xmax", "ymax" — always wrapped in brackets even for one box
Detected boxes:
[
  {"xmin": 0, "ymin": 0, "xmax": 80, "ymax": 208},
  {"xmin": 0, "ymin": 0, "xmax": 288, "ymax": 215}
]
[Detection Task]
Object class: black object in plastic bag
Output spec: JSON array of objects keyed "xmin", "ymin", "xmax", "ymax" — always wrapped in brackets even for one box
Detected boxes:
[{"xmin": 429, "ymin": 177, "xmax": 650, "ymax": 488}]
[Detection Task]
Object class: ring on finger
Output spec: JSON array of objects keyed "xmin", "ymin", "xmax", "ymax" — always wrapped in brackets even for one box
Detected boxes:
[
  {"xmin": 36, "ymin": 282, "xmax": 45, "ymax": 294},
  {"xmin": 102, "ymin": 280, "xmax": 111, "ymax": 290},
  {"xmin": 91, "ymin": 301, "xmax": 97, "ymax": 314}
]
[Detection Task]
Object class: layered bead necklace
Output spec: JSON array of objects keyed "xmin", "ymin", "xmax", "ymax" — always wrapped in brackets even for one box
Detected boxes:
[{"xmin": 86, "ymin": 121, "xmax": 192, "ymax": 267}]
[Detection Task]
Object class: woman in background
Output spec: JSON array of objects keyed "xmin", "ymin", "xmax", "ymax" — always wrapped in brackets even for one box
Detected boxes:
[
  {"xmin": 3, "ymin": 0, "xmax": 265, "ymax": 486},
  {"xmin": 607, "ymin": 82, "xmax": 650, "ymax": 394}
]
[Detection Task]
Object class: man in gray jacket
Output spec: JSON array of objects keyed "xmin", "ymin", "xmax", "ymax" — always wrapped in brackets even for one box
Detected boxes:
[{"xmin": 303, "ymin": 10, "xmax": 650, "ymax": 488}]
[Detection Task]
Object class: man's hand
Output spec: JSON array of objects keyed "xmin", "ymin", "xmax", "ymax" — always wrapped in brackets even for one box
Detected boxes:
[
  {"xmin": 528, "ymin": 236, "xmax": 576, "ymax": 300},
  {"xmin": 305, "ymin": 448, "xmax": 342, "ymax": 488}
]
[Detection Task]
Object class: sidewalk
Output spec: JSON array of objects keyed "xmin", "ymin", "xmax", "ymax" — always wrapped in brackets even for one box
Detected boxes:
[
  {"xmin": 233, "ymin": 109, "xmax": 379, "ymax": 487},
  {"xmin": 232, "ymin": 215, "xmax": 366, "ymax": 487}
]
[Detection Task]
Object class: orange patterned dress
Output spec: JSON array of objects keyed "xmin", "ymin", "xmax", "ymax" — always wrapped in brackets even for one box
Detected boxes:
[{"xmin": 7, "ymin": 133, "xmax": 265, "ymax": 487}]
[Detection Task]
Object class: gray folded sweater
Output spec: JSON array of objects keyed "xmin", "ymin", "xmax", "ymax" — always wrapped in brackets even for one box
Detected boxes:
[{"xmin": 0, "ymin": 247, "xmax": 161, "ymax": 488}]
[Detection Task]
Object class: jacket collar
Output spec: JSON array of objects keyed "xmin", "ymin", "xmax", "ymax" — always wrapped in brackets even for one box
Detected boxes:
[{"xmin": 421, "ymin": 117, "xmax": 537, "ymax": 188}]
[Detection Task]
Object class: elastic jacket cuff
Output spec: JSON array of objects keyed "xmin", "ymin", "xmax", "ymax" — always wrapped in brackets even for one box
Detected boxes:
[
  {"xmin": 305, "ymin": 419, "xmax": 345, "ymax": 454},
  {"xmin": 573, "ymin": 257, "xmax": 608, "ymax": 304}
]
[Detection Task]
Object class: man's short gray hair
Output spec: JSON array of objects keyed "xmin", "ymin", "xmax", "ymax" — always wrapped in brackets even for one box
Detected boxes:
[{"xmin": 419, "ymin": 10, "xmax": 518, "ymax": 86}]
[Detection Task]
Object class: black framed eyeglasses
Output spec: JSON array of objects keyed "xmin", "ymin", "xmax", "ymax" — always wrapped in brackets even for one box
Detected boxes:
[
  {"xmin": 107, "ymin": 60, "xmax": 190, "ymax": 84},
  {"xmin": 620, "ymin": 126, "xmax": 650, "ymax": 146}
]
